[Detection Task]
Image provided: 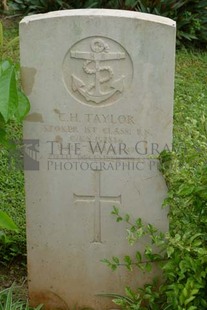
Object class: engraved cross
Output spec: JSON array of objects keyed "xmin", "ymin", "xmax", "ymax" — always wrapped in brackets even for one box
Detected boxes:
[{"xmin": 73, "ymin": 172, "xmax": 121, "ymax": 243}]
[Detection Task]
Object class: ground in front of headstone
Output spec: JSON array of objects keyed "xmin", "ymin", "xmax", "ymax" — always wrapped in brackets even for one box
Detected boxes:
[{"xmin": 0, "ymin": 262, "xmax": 27, "ymax": 298}]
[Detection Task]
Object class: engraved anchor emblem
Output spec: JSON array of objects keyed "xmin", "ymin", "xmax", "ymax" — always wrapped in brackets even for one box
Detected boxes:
[{"xmin": 70, "ymin": 38, "xmax": 125, "ymax": 104}]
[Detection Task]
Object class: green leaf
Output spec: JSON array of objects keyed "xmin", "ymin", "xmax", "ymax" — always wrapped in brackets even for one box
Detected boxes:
[
  {"xmin": 0, "ymin": 210, "xmax": 18, "ymax": 232},
  {"xmin": 178, "ymin": 184, "xmax": 195, "ymax": 196},
  {"xmin": 116, "ymin": 216, "xmax": 123, "ymax": 222},
  {"xmin": 0, "ymin": 231, "xmax": 10, "ymax": 244},
  {"xmin": 15, "ymin": 90, "xmax": 30, "ymax": 121},
  {"xmin": 0, "ymin": 128, "xmax": 7, "ymax": 145},
  {"xmin": 0, "ymin": 62, "xmax": 18, "ymax": 122},
  {"xmin": 35, "ymin": 304, "xmax": 44, "ymax": 310},
  {"xmin": 184, "ymin": 295, "xmax": 196, "ymax": 306},
  {"xmin": 83, "ymin": 0, "xmax": 99, "ymax": 8},
  {"xmin": 124, "ymin": 213, "xmax": 130, "ymax": 222},
  {"xmin": 0, "ymin": 60, "xmax": 11, "ymax": 73},
  {"xmin": 111, "ymin": 206, "xmax": 119, "ymax": 215},
  {"xmin": 6, "ymin": 36, "xmax": 19, "ymax": 49},
  {"xmin": 0, "ymin": 22, "xmax": 3, "ymax": 48},
  {"xmin": 112, "ymin": 256, "xmax": 120, "ymax": 264},
  {"xmin": 172, "ymin": 1, "xmax": 186, "ymax": 10},
  {"xmin": 125, "ymin": 0, "xmax": 138, "ymax": 8},
  {"xmin": 135, "ymin": 218, "xmax": 142, "ymax": 227},
  {"xmin": 145, "ymin": 262, "xmax": 152, "ymax": 272},
  {"xmin": 136, "ymin": 251, "xmax": 142, "ymax": 262},
  {"xmin": 4, "ymin": 287, "xmax": 13, "ymax": 310},
  {"xmin": 167, "ymin": 246, "xmax": 174, "ymax": 257},
  {"xmin": 124, "ymin": 255, "xmax": 132, "ymax": 264},
  {"xmin": 183, "ymin": 287, "xmax": 188, "ymax": 298},
  {"xmin": 125, "ymin": 286, "xmax": 136, "ymax": 300}
]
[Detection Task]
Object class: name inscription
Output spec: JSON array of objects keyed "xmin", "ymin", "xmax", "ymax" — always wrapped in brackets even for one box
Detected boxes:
[{"xmin": 56, "ymin": 112, "xmax": 135, "ymax": 125}]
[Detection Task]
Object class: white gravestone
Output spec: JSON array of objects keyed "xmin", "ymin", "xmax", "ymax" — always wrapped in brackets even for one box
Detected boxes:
[{"xmin": 20, "ymin": 9, "xmax": 176, "ymax": 310}]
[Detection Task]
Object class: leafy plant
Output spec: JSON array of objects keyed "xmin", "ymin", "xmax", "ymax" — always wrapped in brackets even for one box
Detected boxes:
[
  {"xmin": 102, "ymin": 50, "xmax": 207, "ymax": 309},
  {"xmin": 0, "ymin": 60, "xmax": 30, "ymax": 126},
  {"xmin": 0, "ymin": 286, "xmax": 43, "ymax": 310},
  {"xmin": 9, "ymin": 0, "xmax": 207, "ymax": 47},
  {"xmin": 0, "ymin": 21, "xmax": 19, "ymax": 61},
  {"xmin": 0, "ymin": 21, "xmax": 29, "ymax": 146},
  {"xmin": 0, "ymin": 210, "xmax": 20, "ymax": 264},
  {"xmin": 103, "ymin": 204, "xmax": 207, "ymax": 309},
  {"xmin": 102, "ymin": 207, "xmax": 166, "ymax": 272},
  {"xmin": 9, "ymin": 0, "xmax": 70, "ymax": 14},
  {"xmin": 0, "ymin": 210, "xmax": 18, "ymax": 232},
  {"xmin": 101, "ymin": 282, "xmax": 163, "ymax": 310},
  {"xmin": 134, "ymin": 0, "xmax": 207, "ymax": 47},
  {"xmin": 102, "ymin": 207, "xmax": 167, "ymax": 309},
  {"xmin": 0, "ymin": 22, "xmax": 30, "ymax": 262}
]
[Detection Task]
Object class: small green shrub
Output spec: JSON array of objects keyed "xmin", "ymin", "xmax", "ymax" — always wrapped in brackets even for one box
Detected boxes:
[
  {"xmin": 0, "ymin": 210, "xmax": 19, "ymax": 263},
  {"xmin": 0, "ymin": 20, "xmax": 19, "ymax": 64},
  {"xmin": 103, "ymin": 204, "xmax": 207, "ymax": 309},
  {"xmin": 103, "ymin": 56, "xmax": 207, "ymax": 308},
  {"xmin": 0, "ymin": 22, "xmax": 30, "ymax": 263},
  {"xmin": 135, "ymin": 0, "xmax": 207, "ymax": 47},
  {"xmin": 0, "ymin": 286, "xmax": 43, "ymax": 310},
  {"xmin": 103, "ymin": 70, "xmax": 207, "ymax": 307},
  {"xmin": 9, "ymin": 0, "xmax": 70, "ymax": 14}
]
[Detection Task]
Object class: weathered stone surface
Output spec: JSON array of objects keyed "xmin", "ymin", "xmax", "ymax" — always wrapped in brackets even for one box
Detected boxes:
[{"xmin": 20, "ymin": 9, "xmax": 176, "ymax": 309}]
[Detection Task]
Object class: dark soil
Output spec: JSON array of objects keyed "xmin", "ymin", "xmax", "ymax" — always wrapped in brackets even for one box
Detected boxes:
[{"xmin": 0, "ymin": 261, "xmax": 28, "ymax": 300}]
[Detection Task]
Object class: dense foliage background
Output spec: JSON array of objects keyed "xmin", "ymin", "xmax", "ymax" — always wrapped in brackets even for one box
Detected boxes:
[{"xmin": 7, "ymin": 0, "xmax": 207, "ymax": 48}]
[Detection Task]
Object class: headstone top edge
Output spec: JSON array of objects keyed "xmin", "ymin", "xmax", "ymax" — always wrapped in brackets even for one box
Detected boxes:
[{"xmin": 20, "ymin": 9, "xmax": 176, "ymax": 28}]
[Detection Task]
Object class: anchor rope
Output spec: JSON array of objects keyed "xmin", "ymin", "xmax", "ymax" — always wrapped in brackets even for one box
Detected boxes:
[{"xmin": 83, "ymin": 60, "xmax": 113, "ymax": 91}]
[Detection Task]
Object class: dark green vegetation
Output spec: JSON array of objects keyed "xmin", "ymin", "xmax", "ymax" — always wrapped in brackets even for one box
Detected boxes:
[
  {"xmin": 0, "ymin": 286, "xmax": 43, "ymax": 309},
  {"xmin": 0, "ymin": 16, "xmax": 38, "ymax": 309},
  {"xmin": 0, "ymin": 10, "xmax": 207, "ymax": 310},
  {"xmin": 0, "ymin": 18, "xmax": 29, "ymax": 266},
  {"xmin": 103, "ymin": 52, "xmax": 207, "ymax": 309},
  {"xmin": 7, "ymin": 0, "xmax": 207, "ymax": 48}
]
